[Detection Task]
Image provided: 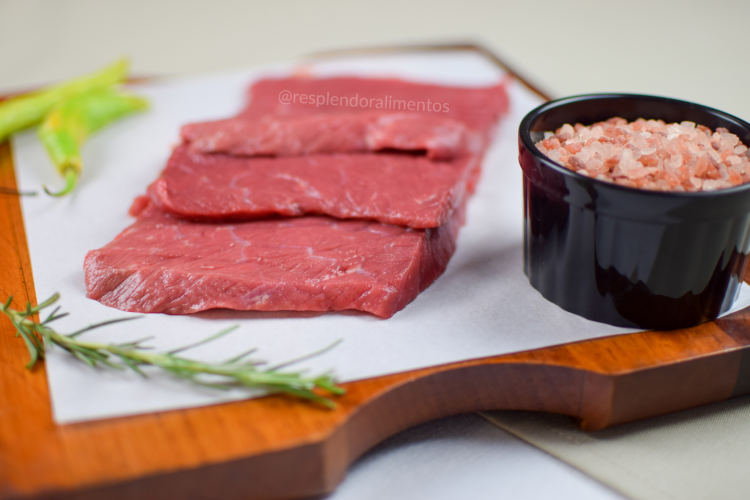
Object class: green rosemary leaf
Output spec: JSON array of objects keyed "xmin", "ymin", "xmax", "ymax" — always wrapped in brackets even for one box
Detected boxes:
[
  {"xmin": 68, "ymin": 316, "xmax": 140, "ymax": 338},
  {"xmin": 265, "ymin": 339, "xmax": 343, "ymax": 371},
  {"xmin": 37, "ymin": 293, "xmax": 61, "ymax": 310},
  {"xmin": 117, "ymin": 336, "xmax": 154, "ymax": 348},
  {"xmin": 311, "ymin": 376, "xmax": 347, "ymax": 396},
  {"xmin": 43, "ymin": 305, "xmax": 66, "ymax": 324},
  {"xmin": 166, "ymin": 324, "xmax": 239, "ymax": 355},
  {"xmin": 220, "ymin": 347, "xmax": 259, "ymax": 365},
  {"xmin": 19, "ymin": 330, "xmax": 41, "ymax": 369},
  {"xmin": 120, "ymin": 356, "xmax": 148, "ymax": 377},
  {"xmin": 275, "ymin": 386, "xmax": 337, "ymax": 409},
  {"xmin": 70, "ymin": 348, "xmax": 96, "ymax": 367},
  {"xmin": 180, "ymin": 378, "xmax": 236, "ymax": 391}
]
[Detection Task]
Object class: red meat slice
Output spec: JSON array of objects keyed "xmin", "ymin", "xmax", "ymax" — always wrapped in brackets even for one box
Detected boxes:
[
  {"xmin": 85, "ymin": 76, "xmax": 506, "ymax": 318},
  {"xmin": 151, "ymin": 79, "xmax": 507, "ymax": 229},
  {"xmin": 242, "ymin": 77, "xmax": 509, "ymax": 144},
  {"xmin": 84, "ymin": 201, "xmax": 464, "ymax": 318},
  {"xmin": 180, "ymin": 113, "xmax": 475, "ymax": 161},
  {"xmin": 148, "ymin": 145, "xmax": 480, "ymax": 229}
]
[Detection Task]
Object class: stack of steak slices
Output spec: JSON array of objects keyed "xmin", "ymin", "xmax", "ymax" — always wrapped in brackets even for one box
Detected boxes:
[{"xmin": 84, "ymin": 77, "xmax": 509, "ymax": 318}]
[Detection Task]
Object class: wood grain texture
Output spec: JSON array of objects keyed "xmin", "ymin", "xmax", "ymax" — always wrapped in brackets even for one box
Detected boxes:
[{"xmin": 4, "ymin": 45, "xmax": 750, "ymax": 499}]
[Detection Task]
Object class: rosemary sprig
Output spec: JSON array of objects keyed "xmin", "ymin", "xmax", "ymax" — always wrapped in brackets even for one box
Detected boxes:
[{"xmin": 0, "ymin": 293, "xmax": 345, "ymax": 408}]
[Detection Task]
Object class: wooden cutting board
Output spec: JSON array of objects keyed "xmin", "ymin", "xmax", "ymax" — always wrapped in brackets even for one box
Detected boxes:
[{"xmin": 3, "ymin": 45, "xmax": 750, "ymax": 500}]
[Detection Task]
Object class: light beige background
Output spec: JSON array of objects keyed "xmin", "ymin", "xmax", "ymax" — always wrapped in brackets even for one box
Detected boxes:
[
  {"xmin": 2, "ymin": 0, "xmax": 749, "ymax": 120},
  {"xmin": 3, "ymin": 1, "xmax": 750, "ymax": 499}
]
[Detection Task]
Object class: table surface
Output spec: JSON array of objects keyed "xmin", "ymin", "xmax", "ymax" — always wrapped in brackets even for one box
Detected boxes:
[
  {"xmin": 327, "ymin": 413, "xmax": 626, "ymax": 500},
  {"xmin": 2, "ymin": 2, "xmax": 750, "ymax": 499}
]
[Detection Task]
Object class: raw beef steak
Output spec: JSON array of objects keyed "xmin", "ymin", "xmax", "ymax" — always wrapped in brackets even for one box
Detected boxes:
[
  {"xmin": 84, "ymin": 201, "xmax": 464, "ymax": 318},
  {"xmin": 180, "ymin": 112, "xmax": 475, "ymax": 161},
  {"xmin": 148, "ymin": 145, "xmax": 480, "ymax": 228},
  {"xmin": 242, "ymin": 77, "xmax": 509, "ymax": 143}
]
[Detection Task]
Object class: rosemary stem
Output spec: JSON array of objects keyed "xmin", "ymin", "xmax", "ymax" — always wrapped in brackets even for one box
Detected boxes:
[{"xmin": 1, "ymin": 294, "xmax": 345, "ymax": 408}]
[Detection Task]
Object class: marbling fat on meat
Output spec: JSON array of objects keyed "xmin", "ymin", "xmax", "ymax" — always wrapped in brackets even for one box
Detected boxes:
[
  {"xmin": 148, "ymin": 145, "xmax": 480, "ymax": 229},
  {"xmin": 85, "ymin": 200, "xmax": 464, "ymax": 318}
]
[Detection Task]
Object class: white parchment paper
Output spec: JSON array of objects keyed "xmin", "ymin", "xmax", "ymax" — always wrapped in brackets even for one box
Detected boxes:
[{"xmin": 12, "ymin": 51, "xmax": 750, "ymax": 424}]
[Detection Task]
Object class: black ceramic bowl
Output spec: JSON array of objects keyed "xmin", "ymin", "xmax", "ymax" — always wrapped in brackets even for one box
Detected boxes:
[{"xmin": 519, "ymin": 94, "xmax": 750, "ymax": 329}]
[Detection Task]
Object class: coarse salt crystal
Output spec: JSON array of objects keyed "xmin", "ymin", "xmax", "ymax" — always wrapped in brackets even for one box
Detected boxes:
[{"xmin": 535, "ymin": 117, "xmax": 749, "ymax": 192}]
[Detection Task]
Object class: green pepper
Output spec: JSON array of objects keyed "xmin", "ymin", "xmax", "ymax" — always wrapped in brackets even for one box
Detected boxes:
[
  {"xmin": 0, "ymin": 58, "xmax": 129, "ymax": 143},
  {"xmin": 38, "ymin": 88, "xmax": 149, "ymax": 196}
]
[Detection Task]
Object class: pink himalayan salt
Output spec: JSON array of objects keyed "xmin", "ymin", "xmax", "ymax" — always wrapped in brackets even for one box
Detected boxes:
[{"xmin": 535, "ymin": 117, "xmax": 750, "ymax": 192}]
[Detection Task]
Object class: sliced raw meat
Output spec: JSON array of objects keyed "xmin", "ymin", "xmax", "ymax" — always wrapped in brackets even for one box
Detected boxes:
[
  {"xmin": 148, "ymin": 145, "xmax": 479, "ymax": 228},
  {"xmin": 181, "ymin": 113, "xmax": 476, "ymax": 161},
  {"xmin": 242, "ymin": 77, "xmax": 509, "ymax": 143},
  {"xmin": 84, "ymin": 201, "xmax": 465, "ymax": 318}
]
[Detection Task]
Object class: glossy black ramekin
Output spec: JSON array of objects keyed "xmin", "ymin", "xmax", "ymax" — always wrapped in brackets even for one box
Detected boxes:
[{"xmin": 519, "ymin": 94, "xmax": 750, "ymax": 329}]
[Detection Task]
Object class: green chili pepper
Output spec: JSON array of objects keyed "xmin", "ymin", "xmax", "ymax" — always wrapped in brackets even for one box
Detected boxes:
[
  {"xmin": 0, "ymin": 58, "xmax": 129, "ymax": 143},
  {"xmin": 38, "ymin": 88, "xmax": 149, "ymax": 196}
]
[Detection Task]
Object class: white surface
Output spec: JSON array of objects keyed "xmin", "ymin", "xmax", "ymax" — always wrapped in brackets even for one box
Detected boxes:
[
  {"xmin": 328, "ymin": 413, "xmax": 626, "ymax": 500},
  {"xmin": 13, "ymin": 51, "xmax": 750, "ymax": 424}
]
